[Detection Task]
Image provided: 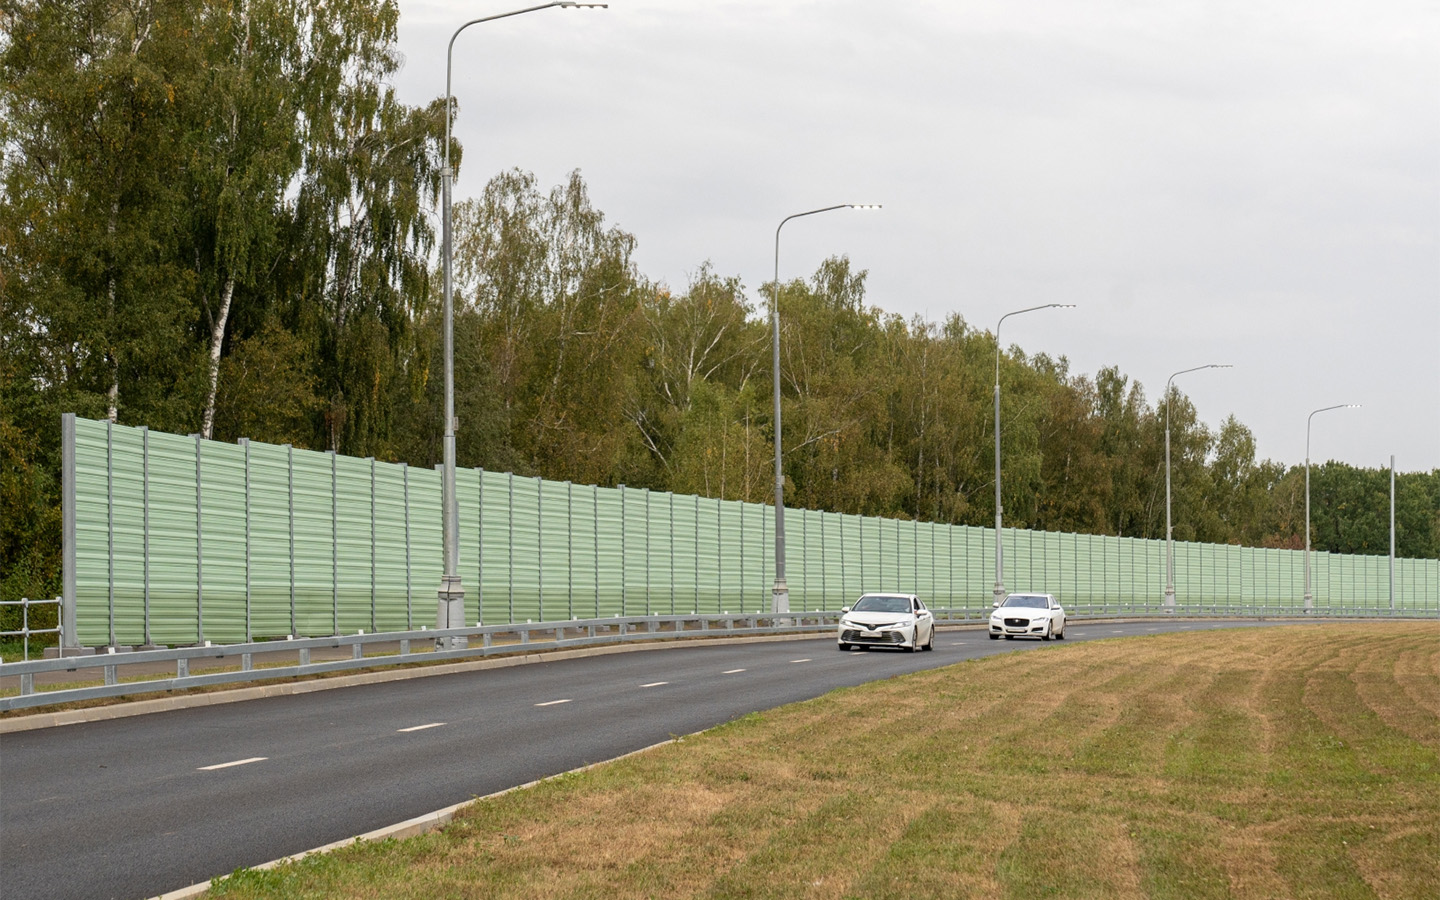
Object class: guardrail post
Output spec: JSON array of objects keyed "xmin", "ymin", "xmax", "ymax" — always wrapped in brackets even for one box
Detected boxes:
[
  {"xmin": 298, "ymin": 648, "xmax": 309, "ymax": 667},
  {"xmin": 177, "ymin": 658, "xmax": 188, "ymax": 678},
  {"xmin": 242, "ymin": 652, "xmax": 253, "ymax": 671}
]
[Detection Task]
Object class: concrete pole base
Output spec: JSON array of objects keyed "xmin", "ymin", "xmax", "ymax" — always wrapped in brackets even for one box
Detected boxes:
[
  {"xmin": 771, "ymin": 582, "xmax": 789, "ymax": 616},
  {"xmin": 436, "ymin": 576, "xmax": 468, "ymax": 650}
]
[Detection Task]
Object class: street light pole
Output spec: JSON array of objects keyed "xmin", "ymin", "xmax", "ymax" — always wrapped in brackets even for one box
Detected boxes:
[
  {"xmin": 1163, "ymin": 363, "xmax": 1232, "ymax": 607},
  {"xmin": 992, "ymin": 304, "xmax": 1074, "ymax": 604},
  {"xmin": 770, "ymin": 204, "xmax": 880, "ymax": 614},
  {"xmin": 438, "ymin": 2, "xmax": 605, "ymax": 646},
  {"xmin": 1304, "ymin": 403, "xmax": 1360, "ymax": 609}
]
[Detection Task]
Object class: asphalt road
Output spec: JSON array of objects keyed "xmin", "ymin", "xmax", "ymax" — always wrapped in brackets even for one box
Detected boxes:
[{"xmin": 2, "ymin": 619, "xmax": 1305, "ymax": 899}]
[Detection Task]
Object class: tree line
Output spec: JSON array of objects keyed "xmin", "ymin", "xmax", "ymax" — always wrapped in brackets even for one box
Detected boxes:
[{"xmin": 3, "ymin": 0, "xmax": 1436, "ymax": 609}]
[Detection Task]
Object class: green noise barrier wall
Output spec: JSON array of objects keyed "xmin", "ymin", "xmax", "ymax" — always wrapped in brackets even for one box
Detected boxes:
[{"xmin": 62, "ymin": 415, "xmax": 1439, "ymax": 647}]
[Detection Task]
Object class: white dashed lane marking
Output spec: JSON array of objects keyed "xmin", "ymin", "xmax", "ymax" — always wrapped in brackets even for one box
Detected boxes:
[
  {"xmin": 640, "ymin": 681, "xmax": 668, "ymax": 688},
  {"xmin": 198, "ymin": 757, "xmax": 266, "ymax": 771},
  {"xmin": 397, "ymin": 723, "xmax": 446, "ymax": 733},
  {"xmin": 790, "ymin": 659, "xmax": 812, "ymax": 663},
  {"xmin": 535, "ymin": 699, "xmax": 572, "ymax": 707},
  {"xmin": 722, "ymin": 669, "xmax": 746, "ymax": 674}
]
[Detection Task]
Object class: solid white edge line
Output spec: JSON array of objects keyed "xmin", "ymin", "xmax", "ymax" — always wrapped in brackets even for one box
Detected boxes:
[
  {"xmin": 535, "ymin": 699, "xmax": 572, "ymax": 707},
  {"xmin": 790, "ymin": 659, "xmax": 812, "ymax": 663},
  {"xmin": 640, "ymin": 681, "xmax": 668, "ymax": 687},
  {"xmin": 197, "ymin": 757, "xmax": 266, "ymax": 771},
  {"xmin": 722, "ymin": 668, "xmax": 745, "ymax": 674},
  {"xmin": 397, "ymin": 723, "xmax": 446, "ymax": 733}
]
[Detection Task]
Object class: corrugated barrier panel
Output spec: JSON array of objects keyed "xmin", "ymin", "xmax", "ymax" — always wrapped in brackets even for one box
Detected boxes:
[{"xmin": 64, "ymin": 415, "xmax": 1440, "ymax": 645}]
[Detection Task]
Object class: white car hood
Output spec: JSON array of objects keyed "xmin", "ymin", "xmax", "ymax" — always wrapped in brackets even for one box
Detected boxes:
[{"xmin": 992, "ymin": 608, "xmax": 1049, "ymax": 619}]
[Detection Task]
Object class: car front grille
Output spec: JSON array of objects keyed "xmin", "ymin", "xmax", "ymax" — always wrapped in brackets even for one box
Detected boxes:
[
  {"xmin": 842, "ymin": 629, "xmax": 904, "ymax": 644},
  {"xmin": 1004, "ymin": 617, "xmax": 1030, "ymax": 628}
]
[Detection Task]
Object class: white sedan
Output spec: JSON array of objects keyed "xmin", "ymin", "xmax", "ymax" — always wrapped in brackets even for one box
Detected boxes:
[
  {"xmin": 989, "ymin": 593, "xmax": 1066, "ymax": 641},
  {"xmin": 838, "ymin": 593, "xmax": 935, "ymax": 652}
]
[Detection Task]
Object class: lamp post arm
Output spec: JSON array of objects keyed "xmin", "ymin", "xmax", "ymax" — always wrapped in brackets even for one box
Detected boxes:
[{"xmin": 444, "ymin": 2, "xmax": 603, "ymax": 169}]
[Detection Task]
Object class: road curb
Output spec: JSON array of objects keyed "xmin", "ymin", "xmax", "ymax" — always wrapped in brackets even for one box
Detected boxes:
[{"xmin": 151, "ymin": 736, "xmax": 683, "ymax": 899}]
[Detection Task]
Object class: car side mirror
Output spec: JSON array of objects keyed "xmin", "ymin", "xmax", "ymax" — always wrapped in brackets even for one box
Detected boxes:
[
  {"xmin": 992, "ymin": 601, "xmax": 1001, "ymax": 609},
  {"xmin": 841, "ymin": 606, "xmax": 851, "ymax": 614}
]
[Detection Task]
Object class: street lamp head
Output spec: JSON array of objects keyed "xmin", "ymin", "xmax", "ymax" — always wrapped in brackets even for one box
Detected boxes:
[
  {"xmin": 847, "ymin": 204, "xmax": 882, "ymax": 210},
  {"xmin": 558, "ymin": 2, "xmax": 609, "ymax": 7}
]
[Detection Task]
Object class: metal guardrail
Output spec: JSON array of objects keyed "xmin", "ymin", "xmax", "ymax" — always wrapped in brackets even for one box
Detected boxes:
[
  {"xmin": 0, "ymin": 597, "xmax": 62, "ymax": 662},
  {"xmin": 0, "ymin": 605, "xmax": 1432, "ymax": 711}
]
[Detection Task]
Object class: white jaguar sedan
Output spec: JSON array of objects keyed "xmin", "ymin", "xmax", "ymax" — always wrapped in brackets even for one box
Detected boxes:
[
  {"xmin": 989, "ymin": 593, "xmax": 1066, "ymax": 641},
  {"xmin": 838, "ymin": 593, "xmax": 935, "ymax": 652}
]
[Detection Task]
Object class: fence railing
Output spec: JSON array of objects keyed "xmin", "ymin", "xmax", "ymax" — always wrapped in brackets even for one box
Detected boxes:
[
  {"xmin": 0, "ymin": 597, "xmax": 62, "ymax": 662},
  {"xmin": 2, "ymin": 605, "xmax": 1431, "ymax": 711}
]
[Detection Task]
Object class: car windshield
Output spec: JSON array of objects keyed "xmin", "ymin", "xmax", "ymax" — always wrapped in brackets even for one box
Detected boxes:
[
  {"xmin": 852, "ymin": 595, "xmax": 912, "ymax": 613},
  {"xmin": 1002, "ymin": 595, "xmax": 1049, "ymax": 609}
]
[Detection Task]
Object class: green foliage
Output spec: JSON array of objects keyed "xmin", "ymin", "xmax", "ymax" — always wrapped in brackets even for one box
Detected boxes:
[{"xmin": 1, "ymin": 1, "xmax": 1435, "ymax": 607}]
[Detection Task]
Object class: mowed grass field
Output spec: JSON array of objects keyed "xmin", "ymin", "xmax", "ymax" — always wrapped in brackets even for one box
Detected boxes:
[{"xmin": 209, "ymin": 623, "xmax": 1439, "ymax": 900}]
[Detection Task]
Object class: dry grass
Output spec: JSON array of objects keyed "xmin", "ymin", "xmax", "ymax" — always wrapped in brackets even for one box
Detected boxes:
[{"xmin": 208, "ymin": 623, "xmax": 1440, "ymax": 900}]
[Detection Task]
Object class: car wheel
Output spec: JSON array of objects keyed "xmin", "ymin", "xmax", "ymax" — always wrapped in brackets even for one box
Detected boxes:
[
  {"xmin": 1057, "ymin": 625, "xmax": 1066, "ymax": 640},
  {"xmin": 909, "ymin": 633, "xmax": 922, "ymax": 653},
  {"xmin": 925, "ymin": 627, "xmax": 935, "ymax": 651},
  {"xmin": 1042, "ymin": 622, "xmax": 1052, "ymax": 641}
]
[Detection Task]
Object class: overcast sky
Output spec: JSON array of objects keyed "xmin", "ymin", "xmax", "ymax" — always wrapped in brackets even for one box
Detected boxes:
[{"xmin": 392, "ymin": 0, "xmax": 1439, "ymax": 472}]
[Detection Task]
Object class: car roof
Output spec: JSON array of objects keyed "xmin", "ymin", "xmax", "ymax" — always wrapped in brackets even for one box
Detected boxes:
[{"xmin": 858, "ymin": 592, "xmax": 918, "ymax": 600}]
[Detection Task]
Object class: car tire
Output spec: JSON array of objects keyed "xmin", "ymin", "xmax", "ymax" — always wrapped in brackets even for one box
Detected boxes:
[
  {"xmin": 909, "ymin": 633, "xmax": 922, "ymax": 653},
  {"xmin": 1042, "ymin": 623, "xmax": 1052, "ymax": 641},
  {"xmin": 924, "ymin": 627, "xmax": 935, "ymax": 651},
  {"xmin": 1057, "ymin": 626, "xmax": 1066, "ymax": 640}
]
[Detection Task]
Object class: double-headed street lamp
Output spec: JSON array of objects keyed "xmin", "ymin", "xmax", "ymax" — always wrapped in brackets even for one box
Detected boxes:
[
  {"xmin": 992, "ymin": 303, "xmax": 1074, "ymax": 604},
  {"xmin": 438, "ymin": 2, "xmax": 606, "ymax": 644},
  {"xmin": 770, "ymin": 204, "xmax": 881, "ymax": 615},
  {"xmin": 1163, "ymin": 363, "xmax": 1232, "ymax": 606},
  {"xmin": 1304, "ymin": 403, "xmax": 1360, "ymax": 609}
]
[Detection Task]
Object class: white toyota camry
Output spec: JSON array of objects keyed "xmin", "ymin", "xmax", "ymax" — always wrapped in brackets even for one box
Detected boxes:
[
  {"xmin": 838, "ymin": 593, "xmax": 935, "ymax": 652},
  {"xmin": 989, "ymin": 593, "xmax": 1066, "ymax": 641}
]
